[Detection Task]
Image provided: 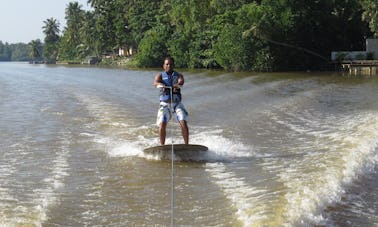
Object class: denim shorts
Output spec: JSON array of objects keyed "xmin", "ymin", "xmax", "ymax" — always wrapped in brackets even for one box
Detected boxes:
[{"xmin": 156, "ymin": 102, "xmax": 188, "ymax": 125}]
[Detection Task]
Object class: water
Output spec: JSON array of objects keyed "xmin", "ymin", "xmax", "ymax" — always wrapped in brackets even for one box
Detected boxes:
[{"xmin": 0, "ymin": 62, "xmax": 377, "ymax": 226}]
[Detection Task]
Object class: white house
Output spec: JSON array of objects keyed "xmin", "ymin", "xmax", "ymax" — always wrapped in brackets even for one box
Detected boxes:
[{"xmin": 331, "ymin": 38, "xmax": 378, "ymax": 61}]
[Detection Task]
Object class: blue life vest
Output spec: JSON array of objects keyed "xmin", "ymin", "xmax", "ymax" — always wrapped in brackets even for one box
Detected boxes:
[{"xmin": 159, "ymin": 71, "xmax": 182, "ymax": 103}]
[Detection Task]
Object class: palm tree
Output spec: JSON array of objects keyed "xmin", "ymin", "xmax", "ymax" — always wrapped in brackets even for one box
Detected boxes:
[
  {"xmin": 28, "ymin": 39, "xmax": 42, "ymax": 62},
  {"xmin": 42, "ymin": 18, "xmax": 60, "ymax": 63},
  {"xmin": 42, "ymin": 18, "xmax": 60, "ymax": 43},
  {"xmin": 87, "ymin": 0, "xmax": 104, "ymax": 8},
  {"xmin": 80, "ymin": 11, "xmax": 101, "ymax": 58},
  {"xmin": 63, "ymin": 2, "xmax": 85, "ymax": 60},
  {"xmin": 65, "ymin": 2, "xmax": 83, "ymax": 43}
]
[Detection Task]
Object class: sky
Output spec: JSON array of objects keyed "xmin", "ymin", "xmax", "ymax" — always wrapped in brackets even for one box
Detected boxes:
[{"xmin": 0, "ymin": 0, "xmax": 91, "ymax": 44}]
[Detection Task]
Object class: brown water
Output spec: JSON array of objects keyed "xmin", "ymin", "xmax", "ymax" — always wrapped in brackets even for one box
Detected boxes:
[{"xmin": 0, "ymin": 62, "xmax": 377, "ymax": 226}]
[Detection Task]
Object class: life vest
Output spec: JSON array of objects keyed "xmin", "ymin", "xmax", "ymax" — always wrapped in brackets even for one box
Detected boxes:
[{"xmin": 159, "ymin": 71, "xmax": 182, "ymax": 103}]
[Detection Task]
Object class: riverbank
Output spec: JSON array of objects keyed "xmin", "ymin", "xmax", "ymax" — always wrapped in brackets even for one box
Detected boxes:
[{"xmin": 54, "ymin": 56, "xmax": 137, "ymax": 69}]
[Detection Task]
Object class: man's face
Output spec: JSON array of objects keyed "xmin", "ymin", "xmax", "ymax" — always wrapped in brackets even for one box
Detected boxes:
[{"xmin": 163, "ymin": 59, "xmax": 174, "ymax": 73}]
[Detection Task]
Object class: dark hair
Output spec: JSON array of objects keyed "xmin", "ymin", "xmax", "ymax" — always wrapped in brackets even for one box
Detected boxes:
[{"xmin": 164, "ymin": 56, "xmax": 174, "ymax": 64}]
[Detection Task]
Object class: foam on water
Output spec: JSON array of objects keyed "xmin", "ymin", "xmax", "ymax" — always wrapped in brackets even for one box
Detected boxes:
[
  {"xmin": 205, "ymin": 163, "xmax": 271, "ymax": 225},
  {"xmin": 0, "ymin": 156, "xmax": 18, "ymax": 225},
  {"xmin": 196, "ymin": 81, "xmax": 378, "ymax": 226},
  {"xmin": 80, "ymin": 97, "xmax": 266, "ymax": 222},
  {"xmin": 88, "ymin": 118, "xmax": 269, "ymax": 224},
  {"xmin": 75, "ymin": 75, "xmax": 378, "ymax": 226},
  {"xmin": 32, "ymin": 147, "xmax": 70, "ymax": 224},
  {"xmin": 275, "ymin": 110, "xmax": 378, "ymax": 226},
  {"xmin": 78, "ymin": 91, "xmax": 255, "ymax": 161},
  {"xmin": 0, "ymin": 135, "xmax": 71, "ymax": 226},
  {"xmin": 89, "ymin": 125, "xmax": 255, "ymax": 162}
]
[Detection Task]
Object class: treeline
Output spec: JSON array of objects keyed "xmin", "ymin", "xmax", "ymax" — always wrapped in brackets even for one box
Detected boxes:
[
  {"xmin": 0, "ymin": 41, "xmax": 33, "ymax": 61},
  {"xmin": 5, "ymin": 0, "xmax": 378, "ymax": 71}
]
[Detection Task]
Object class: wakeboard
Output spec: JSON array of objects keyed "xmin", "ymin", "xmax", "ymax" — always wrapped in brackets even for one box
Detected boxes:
[{"xmin": 143, "ymin": 144, "xmax": 208, "ymax": 161}]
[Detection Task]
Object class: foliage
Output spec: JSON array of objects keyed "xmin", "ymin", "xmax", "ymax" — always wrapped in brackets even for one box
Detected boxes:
[
  {"xmin": 361, "ymin": 0, "xmax": 378, "ymax": 38},
  {"xmin": 59, "ymin": 2, "xmax": 86, "ymax": 61},
  {"xmin": 0, "ymin": 41, "xmax": 12, "ymax": 61},
  {"xmin": 0, "ymin": 41, "xmax": 32, "ymax": 61},
  {"xmin": 82, "ymin": 11, "xmax": 102, "ymax": 58},
  {"xmin": 126, "ymin": 0, "xmax": 161, "ymax": 48},
  {"xmin": 28, "ymin": 39, "xmax": 43, "ymax": 60},
  {"xmin": 3, "ymin": 0, "xmax": 378, "ymax": 71},
  {"xmin": 11, "ymin": 43, "xmax": 30, "ymax": 61},
  {"xmin": 213, "ymin": 24, "xmax": 246, "ymax": 71},
  {"xmin": 277, "ymin": 0, "xmax": 370, "ymax": 70},
  {"xmin": 42, "ymin": 18, "xmax": 60, "ymax": 63},
  {"xmin": 135, "ymin": 25, "xmax": 170, "ymax": 67}
]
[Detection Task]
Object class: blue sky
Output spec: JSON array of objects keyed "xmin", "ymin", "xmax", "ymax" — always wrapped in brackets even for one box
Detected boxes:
[{"xmin": 0, "ymin": 0, "xmax": 91, "ymax": 43}]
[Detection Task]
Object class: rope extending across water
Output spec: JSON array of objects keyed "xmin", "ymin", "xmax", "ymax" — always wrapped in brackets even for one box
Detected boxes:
[{"xmin": 169, "ymin": 86, "xmax": 175, "ymax": 227}]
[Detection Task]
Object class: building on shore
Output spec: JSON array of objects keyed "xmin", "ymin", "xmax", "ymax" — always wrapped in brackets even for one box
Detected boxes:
[{"xmin": 331, "ymin": 39, "xmax": 378, "ymax": 75}]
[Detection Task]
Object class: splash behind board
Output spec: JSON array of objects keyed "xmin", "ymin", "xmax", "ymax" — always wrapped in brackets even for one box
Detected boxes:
[{"xmin": 143, "ymin": 144, "xmax": 208, "ymax": 161}]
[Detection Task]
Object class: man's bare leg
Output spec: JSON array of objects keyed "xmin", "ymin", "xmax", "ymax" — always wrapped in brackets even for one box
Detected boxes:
[
  {"xmin": 179, "ymin": 120, "xmax": 189, "ymax": 144},
  {"xmin": 159, "ymin": 122, "xmax": 167, "ymax": 145}
]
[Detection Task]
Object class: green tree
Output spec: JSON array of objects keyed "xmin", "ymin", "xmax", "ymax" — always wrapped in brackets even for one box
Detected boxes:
[
  {"xmin": 275, "ymin": 0, "xmax": 368, "ymax": 70},
  {"xmin": 361, "ymin": 0, "xmax": 378, "ymax": 37},
  {"xmin": 211, "ymin": 2, "xmax": 278, "ymax": 71},
  {"xmin": 135, "ymin": 25, "xmax": 170, "ymax": 67},
  {"xmin": 165, "ymin": 0, "xmax": 207, "ymax": 68},
  {"xmin": 0, "ymin": 41, "xmax": 12, "ymax": 61},
  {"xmin": 10, "ymin": 43, "xmax": 30, "ymax": 61},
  {"xmin": 126, "ymin": 0, "xmax": 161, "ymax": 53},
  {"xmin": 43, "ymin": 0, "xmax": 374, "ymax": 71},
  {"xmin": 59, "ymin": 1, "xmax": 85, "ymax": 61},
  {"xmin": 213, "ymin": 24, "xmax": 247, "ymax": 71},
  {"xmin": 80, "ymin": 11, "xmax": 101, "ymax": 58},
  {"xmin": 28, "ymin": 39, "xmax": 43, "ymax": 61},
  {"xmin": 112, "ymin": 0, "xmax": 133, "ymax": 55},
  {"xmin": 90, "ymin": 0, "xmax": 118, "ymax": 55},
  {"xmin": 42, "ymin": 18, "xmax": 60, "ymax": 63},
  {"xmin": 0, "ymin": 42, "xmax": 31, "ymax": 61}
]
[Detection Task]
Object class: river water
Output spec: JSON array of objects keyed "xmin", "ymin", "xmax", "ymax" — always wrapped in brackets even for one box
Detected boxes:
[{"xmin": 0, "ymin": 62, "xmax": 377, "ymax": 226}]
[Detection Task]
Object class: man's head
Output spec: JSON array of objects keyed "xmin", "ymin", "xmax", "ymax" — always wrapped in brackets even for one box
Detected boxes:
[{"xmin": 163, "ymin": 57, "xmax": 174, "ymax": 73}]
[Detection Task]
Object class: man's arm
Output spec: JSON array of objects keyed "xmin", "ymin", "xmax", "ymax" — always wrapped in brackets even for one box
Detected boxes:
[
  {"xmin": 154, "ymin": 73, "xmax": 164, "ymax": 88},
  {"xmin": 175, "ymin": 73, "xmax": 184, "ymax": 88}
]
